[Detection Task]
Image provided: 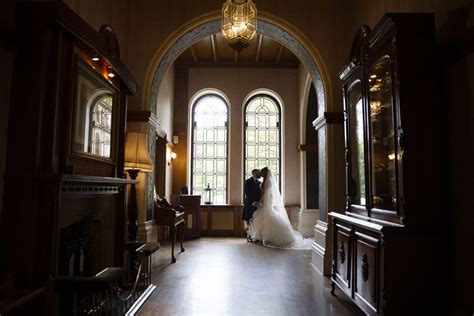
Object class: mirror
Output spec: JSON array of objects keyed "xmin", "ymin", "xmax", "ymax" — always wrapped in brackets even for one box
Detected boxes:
[
  {"xmin": 72, "ymin": 58, "xmax": 115, "ymax": 159},
  {"xmin": 348, "ymin": 80, "xmax": 366, "ymax": 206}
]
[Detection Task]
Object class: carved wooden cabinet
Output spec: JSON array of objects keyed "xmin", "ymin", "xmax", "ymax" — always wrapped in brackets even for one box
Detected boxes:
[{"xmin": 329, "ymin": 14, "xmax": 447, "ymax": 315}]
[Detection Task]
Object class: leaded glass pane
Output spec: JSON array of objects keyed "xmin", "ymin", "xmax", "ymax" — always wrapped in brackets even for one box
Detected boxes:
[
  {"xmin": 191, "ymin": 94, "xmax": 228, "ymax": 203},
  {"xmin": 195, "ymin": 144, "xmax": 203, "ymax": 157},
  {"xmin": 90, "ymin": 96, "xmax": 112, "ymax": 158},
  {"xmin": 206, "ymin": 144, "xmax": 214, "ymax": 157},
  {"xmin": 216, "ymin": 160, "xmax": 225, "ymax": 173},
  {"xmin": 244, "ymin": 95, "xmax": 281, "ymax": 189}
]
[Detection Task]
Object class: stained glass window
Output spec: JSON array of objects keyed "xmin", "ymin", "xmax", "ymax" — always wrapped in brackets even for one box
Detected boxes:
[
  {"xmin": 191, "ymin": 94, "xmax": 228, "ymax": 204},
  {"xmin": 244, "ymin": 95, "xmax": 281, "ymax": 188},
  {"xmin": 90, "ymin": 95, "xmax": 112, "ymax": 158}
]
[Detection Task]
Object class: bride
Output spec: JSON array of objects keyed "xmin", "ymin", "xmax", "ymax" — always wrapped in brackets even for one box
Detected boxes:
[{"xmin": 248, "ymin": 167, "xmax": 307, "ymax": 248}]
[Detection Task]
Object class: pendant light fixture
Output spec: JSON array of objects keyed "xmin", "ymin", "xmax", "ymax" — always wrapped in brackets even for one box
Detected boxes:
[{"xmin": 221, "ymin": 0, "xmax": 257, "ymax": 53}]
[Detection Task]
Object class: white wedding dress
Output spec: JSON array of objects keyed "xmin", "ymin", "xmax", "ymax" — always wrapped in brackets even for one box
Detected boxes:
[{"xmin": 248, "ymin": 169, "xmax": 311, "ymax": 249}]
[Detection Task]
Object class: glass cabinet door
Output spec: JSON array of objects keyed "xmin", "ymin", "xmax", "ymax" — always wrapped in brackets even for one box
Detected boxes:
[
  {"xmin": 347, "ymin": 81, "xmax": 366, "ymax": 207},
  {"xmin": 368, "ymin": 55, "xmax": 397, "ymax": 211}
]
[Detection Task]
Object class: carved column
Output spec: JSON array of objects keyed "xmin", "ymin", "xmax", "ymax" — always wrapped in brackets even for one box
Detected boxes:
[{"xmin": 311, "ymin": 112, "xmax": 344, "ymax": 276}]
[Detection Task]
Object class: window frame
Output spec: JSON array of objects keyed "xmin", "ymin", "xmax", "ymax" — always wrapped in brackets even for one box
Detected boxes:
[
  {"xmin": 89, "ymin": 94, "xmax": 113, "ymax": 157},
  {"xmin": 243, "ymin": 93, "xmax": 282, "ymax": 190},
  {"xmin": 190, "ymin": 93, "xmax": 230, "ymax": 204}
]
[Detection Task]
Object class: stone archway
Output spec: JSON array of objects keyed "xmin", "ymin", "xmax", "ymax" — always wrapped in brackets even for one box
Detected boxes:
[
  {"xmin": 146, "ymin": 14, "xmax": 330, "ymax": 118},
  {"xmin": 143, "ymin": 14, "xmax": 336, "ymax": 276}
]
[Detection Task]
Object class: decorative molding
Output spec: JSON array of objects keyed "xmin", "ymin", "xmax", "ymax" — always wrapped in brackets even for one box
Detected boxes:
[
  {"xmin": 60, "ymin": 175, "xmax": 136, "ymax": 196},
  {"xmin": 338, "ymin": 25, "xmax": 371, "ymax": 80},
  {"xmin": 313, "ymin": 112, "xmax": 344, "ymax": 130},
  {"xmin": 127, "ymin": 111, "xmax": 160, "ymax": 133}
]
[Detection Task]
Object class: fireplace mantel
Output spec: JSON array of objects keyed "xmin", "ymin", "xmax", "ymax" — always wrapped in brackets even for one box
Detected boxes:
[{"xmin": 61, "ymin": 174, "xmax": 138, "ymax": 197}]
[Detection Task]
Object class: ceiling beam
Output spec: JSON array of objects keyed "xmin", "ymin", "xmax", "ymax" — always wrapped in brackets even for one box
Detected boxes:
[
  {"xmin": 255, "ymin": 34, "xmax": 263, "ymax": 63},
  {"xmin": 210, "ymin": 34, "xmax": 218, "ymax": 63},
  {"xmin": 189, "ymin": 45, "xmax": 197, "ymax": 63},
  {"xmin": 276, "ymin": 44, "xmax": 284, "ymax": 64},
  {"xmin": 175, "ymin": 61, "xmax": 299, "ymax": 69}
]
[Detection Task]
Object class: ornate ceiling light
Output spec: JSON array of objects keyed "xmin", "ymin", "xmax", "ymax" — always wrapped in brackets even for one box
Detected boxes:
[{"xmin": 221, "ymin": 0, "xmax": 257, "ymax": 53}]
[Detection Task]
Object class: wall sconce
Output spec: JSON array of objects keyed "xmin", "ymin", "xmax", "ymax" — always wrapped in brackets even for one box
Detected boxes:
[
  {"xmin": 124, "ymin": 132, "xmax": 153, "ymax": 242},
  {"xmin": 172, "ymin": 135, "xmax": 179, "ymax": 145},
  {"xmin": 168, "ymin": 152, "xmax": 177, "ymax": 165}
]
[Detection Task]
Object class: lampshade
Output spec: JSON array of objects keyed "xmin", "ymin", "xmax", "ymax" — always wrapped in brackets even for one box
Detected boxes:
[
  {"xmin": 124, "ymin": 132, "xmax": 153, "ymax": 172},
  {"xmin": 221, "ymin": 0, "xmax": 257, "ymax": 52}
]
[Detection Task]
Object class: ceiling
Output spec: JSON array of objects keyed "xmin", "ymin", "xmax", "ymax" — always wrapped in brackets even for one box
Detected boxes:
[{"xmin": 175, "ymin": 32, "xmax": 300, "ymax": 68}]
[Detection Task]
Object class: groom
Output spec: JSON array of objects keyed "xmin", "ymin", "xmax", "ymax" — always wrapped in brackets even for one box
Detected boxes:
[{"xmin": 243, "ymin": 169, "xmax": 261, "ymax": 241}]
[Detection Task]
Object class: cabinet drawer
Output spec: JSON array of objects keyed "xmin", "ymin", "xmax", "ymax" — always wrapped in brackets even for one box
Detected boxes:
[
  {"xmin": 353, "ymin": 231, "xmax": 380, "ymax": 314},
  {"xmin": 334, "ymin": 223, "xmax": 352, "ymax": 292}
]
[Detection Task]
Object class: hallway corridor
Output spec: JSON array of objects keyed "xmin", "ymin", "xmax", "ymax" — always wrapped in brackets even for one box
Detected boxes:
[{"xmin": 138, "ymin": 238, "xmax": 363, "ymax": 316}]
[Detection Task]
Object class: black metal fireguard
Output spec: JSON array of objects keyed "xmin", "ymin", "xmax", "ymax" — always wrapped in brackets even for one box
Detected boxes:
[{"xmin": 54, "ymin": 242, "xmax": 159, "ymax": 315}]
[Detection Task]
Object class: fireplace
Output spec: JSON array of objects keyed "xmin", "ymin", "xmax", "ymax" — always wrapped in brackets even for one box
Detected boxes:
[
  {"xmin": 57, "ymin": 193, "xmax": 118, "ymax": 277},
  {"xmin": 59, "ymin": 219, "xmax": 103, "ymax": 276}
]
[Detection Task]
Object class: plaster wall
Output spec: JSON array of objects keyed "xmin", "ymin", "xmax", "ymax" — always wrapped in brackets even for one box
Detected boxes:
[{"xmin": 64, "ymin": 0, "xmax": 131, "ymax": 64}]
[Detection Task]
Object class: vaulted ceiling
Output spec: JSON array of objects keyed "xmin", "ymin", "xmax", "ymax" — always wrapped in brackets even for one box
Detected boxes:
[{"xmin": 175, "ymin": 32, "xmax": 299, "ymax": 68}]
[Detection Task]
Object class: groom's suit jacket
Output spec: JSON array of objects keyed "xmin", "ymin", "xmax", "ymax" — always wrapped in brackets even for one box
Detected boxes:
[{"xmin": 243, "ymin": 177, "xmax": 261, "ymax": 221}]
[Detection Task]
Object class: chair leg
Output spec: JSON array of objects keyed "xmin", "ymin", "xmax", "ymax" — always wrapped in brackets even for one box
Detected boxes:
[
  {"xmin": 171, "ymin": 225, "xmax": 176, "ymax": 263},
  {"xmin": 180, "ymin": 222, "xmax": 185, "ymax": 252}
]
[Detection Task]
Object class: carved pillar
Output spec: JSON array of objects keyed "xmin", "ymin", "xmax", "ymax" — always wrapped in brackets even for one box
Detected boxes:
[{"xmin": 310, "ymin": 112, "xmax": 344, "ymax": 276}]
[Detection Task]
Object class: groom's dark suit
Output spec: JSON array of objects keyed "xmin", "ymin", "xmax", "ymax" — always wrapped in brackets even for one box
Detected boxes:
[{"xmin": 243, "ymin": 176, "xmax": 261, "ymax": 222}]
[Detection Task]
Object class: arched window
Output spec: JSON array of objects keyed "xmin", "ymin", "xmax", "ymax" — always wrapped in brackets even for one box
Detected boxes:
[
  {"xmin": 191, "ymin": 94, "xmax": 228, "ymax": 203},
  {"xmin": 244, "ymin": 94, "xmax": 281, "ymax": 187},
  {"xmin": 90, "ymin": 95, "xmax": 112, "ymax": 158}
]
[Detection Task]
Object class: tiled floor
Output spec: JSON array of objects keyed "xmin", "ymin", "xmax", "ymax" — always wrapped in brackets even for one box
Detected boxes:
[{"xmin": 137, "ymin": 237, "xmax": 363, "ymax": 316}]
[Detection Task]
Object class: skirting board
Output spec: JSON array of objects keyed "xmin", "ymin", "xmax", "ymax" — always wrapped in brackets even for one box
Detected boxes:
[
  {"xmin": 311, "ymin": 241, "xmax": 325, "ymax": 275},
  {"xmin": 311, "ymin": 220, "xmax": 331, "ymax": 276}
]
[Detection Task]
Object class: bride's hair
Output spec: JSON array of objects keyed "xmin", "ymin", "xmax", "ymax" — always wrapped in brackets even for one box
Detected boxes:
[{"xmin": 261, "ymin": 167, "xmax": 269, "ymax": 178}]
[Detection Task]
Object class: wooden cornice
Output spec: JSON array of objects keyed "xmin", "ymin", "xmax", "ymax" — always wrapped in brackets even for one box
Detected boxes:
[
  {"xmin": 127, "ymin": 110, "xmax": 160, "ymax": 128},
  {"xmin": 16, "ymin": 1, "xmax": 138, "ymax": 95},
  {"xmin": 312, "ymin": 112, "xmax": 344, "ymax": 130},
  {"xmin": 127, "ymin": 110, "xmax": 152, "ymax": 123}
]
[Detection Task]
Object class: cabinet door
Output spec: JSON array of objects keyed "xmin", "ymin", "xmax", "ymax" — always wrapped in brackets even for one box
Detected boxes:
[
  {"xmin": 334, "ymin": 223, "xmax": 352, "ymax": 293},
  {"xmin": 368, "ymin": 55, "xmax": 398, "ymax": 213},
  {"xmin": 346, "ymin": 80, "xmax": 367, "ymax": 212},
  {"xmin": 354, "ymin": 231, "xmax": 381, "ymax": 314}
]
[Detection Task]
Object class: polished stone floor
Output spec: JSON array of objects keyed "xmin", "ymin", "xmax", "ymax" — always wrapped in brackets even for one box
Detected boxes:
[{"xmin": 137, "ymin": 237, "xmax": 363, "ymax": 316}]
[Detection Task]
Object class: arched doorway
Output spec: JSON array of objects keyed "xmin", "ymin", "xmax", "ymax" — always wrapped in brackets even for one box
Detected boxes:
[{"xmin": 144, "ymin": 13, "xmax": 330, "ymax": 118}]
